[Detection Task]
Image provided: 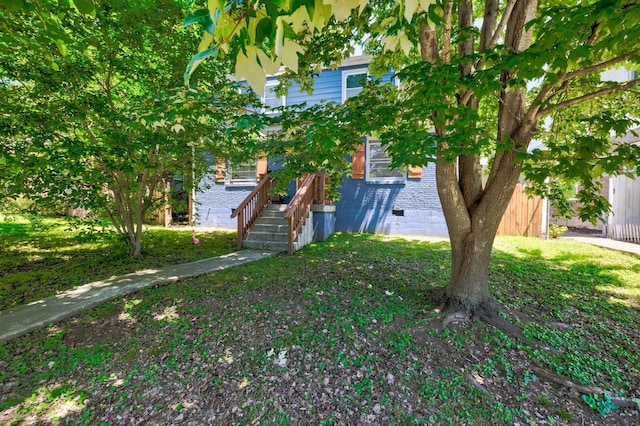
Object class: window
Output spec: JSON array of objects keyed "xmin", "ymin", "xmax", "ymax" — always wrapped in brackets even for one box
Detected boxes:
[
  {"xmin": 227, "ymin": 161, "xmax": 258, "ymax": 184},
  {"xmin": 366, "ymin": 139, "xmax": 405, "ymax": 181},
  {"xmin": 262, "ymin": 83, "xmax": 285, "ymax": 111},
  {"xmin": 217, "ymin": 157, "xmax": 268, "ymax": 185},
  {"xmin": 343, "ymin": 69, "xmax": 368, "ymax": 101}
]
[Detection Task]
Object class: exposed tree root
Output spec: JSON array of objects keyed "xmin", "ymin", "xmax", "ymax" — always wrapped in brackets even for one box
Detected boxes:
[
  {"xmin": 441, "ymin": 311, "xmax": 471, "ymax": 329},
  {"xmin": 426, "ymin": 288, "xmax": 559, "ymax": 353},
  {"xmin": 478, "ymin": 309, "xmax": 560, "ymax": 355},
  {"xmin": 465, "ymin": 373, "xmax": 490, "ymax": 396},
  {"xmin": 530, "ymin": 366, "xmax": 640, "ymax": 411}
]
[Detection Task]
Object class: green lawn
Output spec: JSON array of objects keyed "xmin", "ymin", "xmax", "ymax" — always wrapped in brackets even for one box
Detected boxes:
[
  {"xmin": 0, "ymin": 215, "xmax": 237, "ymax": 311},
  {"xmin": 0, "ymin": 232, "xmax": 638, "ymax": 425}
]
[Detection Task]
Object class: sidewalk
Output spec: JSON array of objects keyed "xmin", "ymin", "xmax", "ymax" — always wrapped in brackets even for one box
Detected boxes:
[
  {"xmin": 561, "ymin": 231, "xmax": 640, "ymax": 256},
  {"xmin": 0, "ymin": 250, "xmax": 276, "ymax": 342}
]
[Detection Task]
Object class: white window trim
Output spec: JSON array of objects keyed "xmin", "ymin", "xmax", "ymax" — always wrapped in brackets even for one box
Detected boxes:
[
  {"xmin": 365, "ymin": 137, "xmax": 405, "ymax": 184},
  {"xmin": 342, "ymin": 68, "xmax": 369, "ymax": 103},
  {"xmin": 262, "ymin": 82, "xmax": 286, "ymax": 113}
]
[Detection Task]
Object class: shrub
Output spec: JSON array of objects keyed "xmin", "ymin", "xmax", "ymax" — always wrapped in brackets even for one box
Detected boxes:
[{"xmin": 548, "ymin": 224, "xmax": 568, "ymax": 238}]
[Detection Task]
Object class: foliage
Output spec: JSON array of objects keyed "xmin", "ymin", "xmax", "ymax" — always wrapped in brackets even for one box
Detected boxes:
[
  {"xmin": 548, "ymin": 224, "xmax": 568, "ymax": 239},
  {"xmin": 0, "ymin": 0, "xmax": 264, "ymax": 256}
]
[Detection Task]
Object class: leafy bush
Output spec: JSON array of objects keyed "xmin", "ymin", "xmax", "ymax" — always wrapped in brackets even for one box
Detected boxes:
[{"xmin": 548, "ymin": 224, "xmax": 568, "ymax": 238}]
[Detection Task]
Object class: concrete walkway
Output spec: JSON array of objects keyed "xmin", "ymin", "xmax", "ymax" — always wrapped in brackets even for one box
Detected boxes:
[
  {"xmin": 561, "ymin": 231, "xmax": 640, "ymax": 256},
  {"xmin": 0, "ymin": 250, "xmax": 276, "ymax": 342}
]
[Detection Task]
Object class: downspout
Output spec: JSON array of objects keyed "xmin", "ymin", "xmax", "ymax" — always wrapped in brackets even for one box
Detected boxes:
[
  {"xmin": 545, "ymin": 177, "xmax": 551, "ymax": 239},
  {"xmin": 190, "ymin": 143, "xmax": 196, "ymax": 226}
]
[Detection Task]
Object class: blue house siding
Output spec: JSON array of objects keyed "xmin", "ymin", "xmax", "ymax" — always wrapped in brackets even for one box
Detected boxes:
[
  {"xmin": 334, "ymin": 163, "xmax": 448, "ymax": 236},
  {"xmin": 194, "ymin": 175, "xmax": 254, "ymax": 229},
  {"xmin": 285, "ymin": 68, "xmax": 343, "ymax": 106}
]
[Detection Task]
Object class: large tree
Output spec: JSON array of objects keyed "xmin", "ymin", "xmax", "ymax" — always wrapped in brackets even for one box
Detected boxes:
[
  {"xmin": 185, "ymin": 0, "xmax": 640, "ymax": 321},
  {"xmin": 0, "ymin": 0, "xmax": 262, "ymax": 256}
]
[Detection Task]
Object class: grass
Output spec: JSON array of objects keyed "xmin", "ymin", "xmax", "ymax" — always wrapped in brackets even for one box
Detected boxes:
[
  {"xmin": 0, "ymin": 215, "xmax": 237, "ymax": 311},
  {"xmin": 0, "ymin": 231, "xmax": 639, "ymax": 424}
]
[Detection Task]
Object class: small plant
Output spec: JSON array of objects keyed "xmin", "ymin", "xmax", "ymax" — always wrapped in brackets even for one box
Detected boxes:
[
  {"xmin": 548, "ymin": 224, "xmax": 568, "ymax": 238},
  {"xmin": 557, "ymin": 407, "xmax": 573, "ymax": 421},
  {"xmin": 581, "ymin": 393, "xmax": 618, "ymax": 417}
]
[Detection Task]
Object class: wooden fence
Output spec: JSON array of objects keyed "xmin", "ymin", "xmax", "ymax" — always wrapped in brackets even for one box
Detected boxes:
[
  {"xmin": 608, "ymin": 224, "xmax": 640, "ymax": 243},
  {"xmin": 497, "ymin": 184, "xmax": 543, "ymax": 237}
]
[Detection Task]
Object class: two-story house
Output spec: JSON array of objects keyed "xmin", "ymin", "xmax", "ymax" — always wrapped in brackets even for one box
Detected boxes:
[{"xmin": 192, "ymin": 55, "xmax": 448, "ymax": 251}]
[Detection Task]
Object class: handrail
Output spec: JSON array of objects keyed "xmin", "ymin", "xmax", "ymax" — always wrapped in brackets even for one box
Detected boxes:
[
  {"xmin": 230, "ymin": 175, "xmax": 272, "ymax": 249},
  {"xmin": 284, "ymin": 172, "xmax": 323, "ymax": 254}
]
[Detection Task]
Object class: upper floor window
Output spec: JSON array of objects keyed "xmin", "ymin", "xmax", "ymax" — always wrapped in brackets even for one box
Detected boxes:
[
  {"xmin": 343, "ymin": 69, "xmax": 368, "ymax": 101},
  {"xmin": 366, "ymin": 139, "xmax": 405, "ymax": 182},
  {"xmin": 262, "ymin": 83, "xmax": 285, "ymax": 112}
]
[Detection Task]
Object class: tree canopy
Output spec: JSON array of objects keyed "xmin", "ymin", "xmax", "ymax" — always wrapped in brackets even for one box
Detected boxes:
[
  {"xmin": 0, "ymin": 0, "xmax": 263, "ymax": 256},
  {"xmin": 184, "ymin": 0, "xmax": 640, "ymax": 320}
]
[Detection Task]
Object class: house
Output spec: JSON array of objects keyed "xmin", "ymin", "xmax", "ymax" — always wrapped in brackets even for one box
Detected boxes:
[
  {"xmin": 192, "ymin": 55, "xmax": 449, "ymax": 251},
  {"xmin": 549, "ymin": 127, "xmax": 640, "ymax": 241},
  {"xmin": 550, "ymin": 68, "xmax": 639, "ymax": 238},
  {"xmin": 606, "ymin": 127, "xmax": 640, "ymax": 242}
]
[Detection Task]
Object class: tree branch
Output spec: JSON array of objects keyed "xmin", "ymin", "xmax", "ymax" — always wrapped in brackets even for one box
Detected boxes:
[
  {"xmin": 538, "ymin": 78, "xmax": 640, "ymax": 118},
  {"xmin": 488, "ymin": 0, "xmax": 516, "ymax": 48},
  {"xmin": 479, "ymin": 0, "xmax": 498, "ymax": 52},
  {"xmin": 560, "ymin": 49, "xmax": 640, "ymax": 84},
  {"xmin": 442, "ymin": 1, "xmax": 454, "ymax": 63},
  {"xmin": 459, "ymin": 0, "xmax": 520, "ymax": 106},
  {"xmin": 530, "ymin": 366, "xmax": 640, "ymax": 410},
  {"xmin": 419, "ymin": 21, "xmax": 440, "ymax": 63}
]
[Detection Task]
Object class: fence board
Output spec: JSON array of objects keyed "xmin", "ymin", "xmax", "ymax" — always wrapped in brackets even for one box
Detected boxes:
[
  {"xmin": 497, "ymin": 184, "xmax": 543, "ymax": 237},
  {"xmin": 607, "ymin": 224, "xmax": 640, "ymax": 243}
]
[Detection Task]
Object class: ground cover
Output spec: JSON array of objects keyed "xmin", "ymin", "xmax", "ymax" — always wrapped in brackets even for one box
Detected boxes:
[
  {"xmin": 0, "ymin": 233, "xmax": 638, "ymax": 425},
  {"xmin": 0, "ymin": 215, "xmax": 237, "ymax": 311}
]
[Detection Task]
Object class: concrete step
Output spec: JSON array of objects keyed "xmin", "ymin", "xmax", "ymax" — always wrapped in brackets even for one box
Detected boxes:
[
  {"xmin": 260, "ymin": 210, "xmax": 287, "ymax": 219},
  {"xmin": 245, "ymin": 230, "xmax": 289, "ymax": 242},
  {"xmin": 266, "ymin": 204, "xmax": 288, "ymax": 212},
  {"xmin": 243, "ymin": 240, "xmax": 293, "ymax": 252},
  {"xmin": 251, "ymin": 223, "xmax": 289, "ymax": 233},
  {"xmin": 254, "ymin": 216, "xmax": 288, "ymax": 225},
  {"xmin": 236, "ymin": 203, "xmax": 308, "ymax": 253}
]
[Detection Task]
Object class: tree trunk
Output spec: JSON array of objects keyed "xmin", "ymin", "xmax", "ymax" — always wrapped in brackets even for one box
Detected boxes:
[
  {"xmin": 131, "ymin": 231, "xmax": 143, "ymax": 257},
  {"xmin": 438, "ymin": 149, "xmax": 524, "ymax": 315},
  {"xmin": 435, "ymin": 0, "xmax": 539, "ymax": 317},
  {"xmin": 443, "ymin": 226, "xmax": 498, "ymax": 315}
]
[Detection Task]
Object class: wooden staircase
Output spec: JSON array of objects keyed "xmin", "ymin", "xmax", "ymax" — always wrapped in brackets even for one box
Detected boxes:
[
  {"xmin": 243, "ymin": 204, "xmax": 307, "ymax": 252},
  {"xmin": 231, "ymin": 173, "xmax": 328, "ymax": 254}
]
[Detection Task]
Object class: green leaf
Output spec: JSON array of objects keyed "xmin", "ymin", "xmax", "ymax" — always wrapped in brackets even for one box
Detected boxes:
[
  {"xmin": 281, "ymin": 38, "xmax": 304, "ymax": 73},
  {"xmin": 236, "ymin": 47, "xmax": 267, "ymax": 96},
  {"xmin": 54, "ymin": 39, "xmax": 69, "ymax": 57},
  {"xmin": 257, "ymin": 49, "xmax": 281, "ymax": 75},
  {"xmin": 0, "ymin": 0, "xmax": 24, "ymax": 12},
  {"xmin": 73, "ymin": 0, "xmax": 94, "ymax": 15},
  {"xmin": 184, "ymin": 48, "xmax": 218, "ymax": 85},
  {"xmin": 183, "ymin": 8, "xmax": 215, "ymax": 34},
  {"xmin": 404, "ymin": 0, "xmax": 418, "ymax": 22},
  {"xmin": 268, "ymin": 0, "xmax": 291, "ymax": 11},
  {"xmin": 323, "ymin": 0, "xmax": 360, "ymax": 21}
]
